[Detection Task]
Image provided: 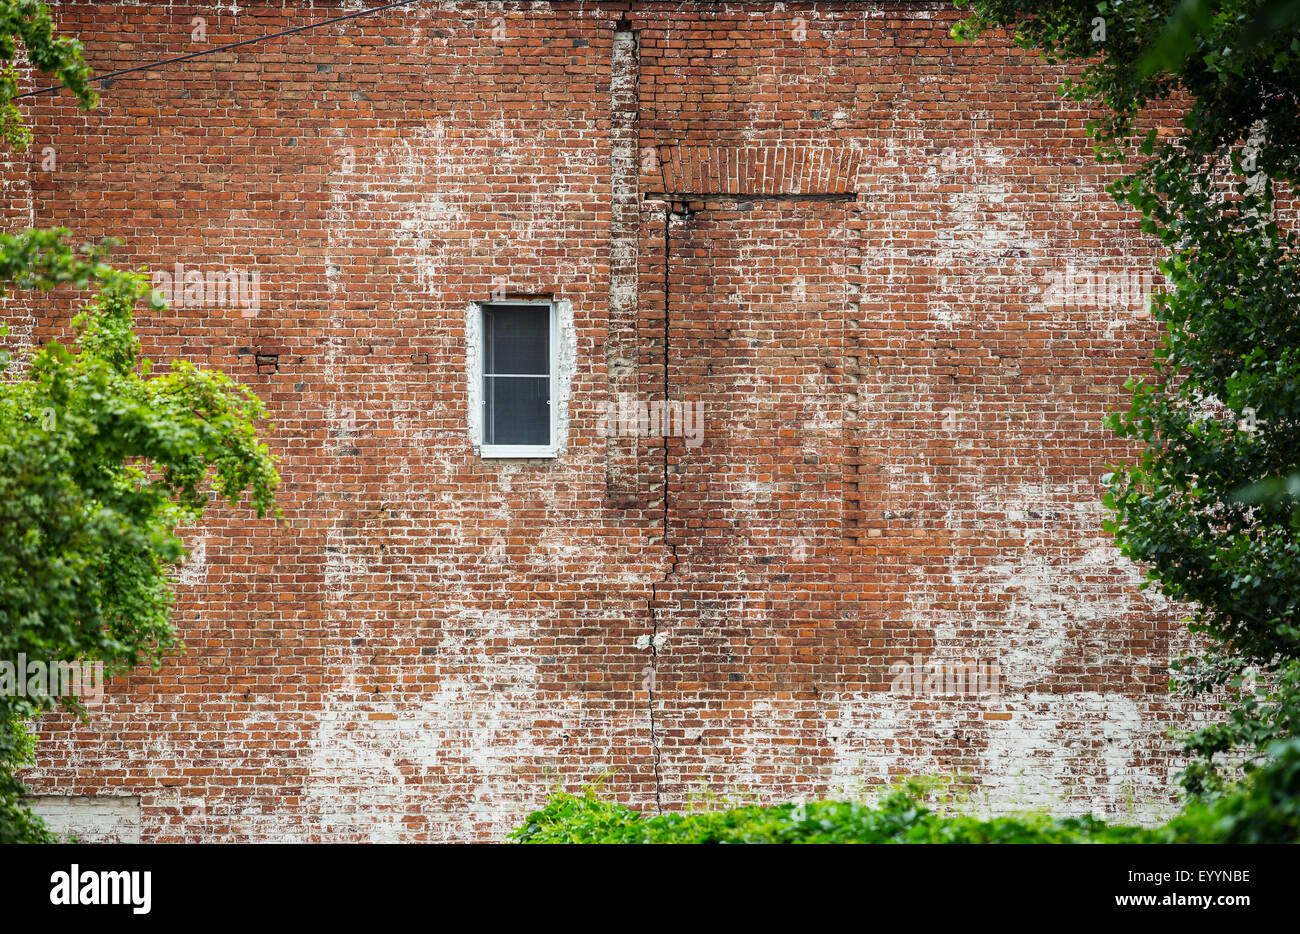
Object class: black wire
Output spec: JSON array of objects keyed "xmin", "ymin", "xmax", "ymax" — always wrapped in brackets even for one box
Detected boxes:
[{"xmin": 17, "ymin": 0, "xmax": 426, "ymax": 99}]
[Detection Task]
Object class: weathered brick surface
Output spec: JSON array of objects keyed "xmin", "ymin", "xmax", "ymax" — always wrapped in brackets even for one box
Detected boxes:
[{"xmin": 5, "ymin": 1, "xmax": 1215, "ymax": 841}]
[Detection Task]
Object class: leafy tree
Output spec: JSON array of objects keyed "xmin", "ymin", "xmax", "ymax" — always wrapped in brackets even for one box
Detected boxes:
[
  {"xmin": 0, "ymin": 0, "xmax": 96, "ymax": 150},
  {"xmin": 956, "ymin": 0, "xmax": 1300, "ymax": 792},
  {"xmin": 0, "ymin": 2, "xmax": 279, "ymax": 842}
]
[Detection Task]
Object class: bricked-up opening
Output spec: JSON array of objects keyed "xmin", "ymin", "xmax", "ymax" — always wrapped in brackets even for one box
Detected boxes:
[{"xmin": 606, "ymin": 24, "xmax": 641, "ymax": 506}]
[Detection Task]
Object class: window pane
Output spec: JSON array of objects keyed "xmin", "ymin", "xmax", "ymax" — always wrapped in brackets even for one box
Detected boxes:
[
  {"xmin": 484, "ymin": 375, "xmax": 550, "ymax": 446},
  {"xmin": 484, "ymin": 305, "xmax": 549, "ymax": 375}
]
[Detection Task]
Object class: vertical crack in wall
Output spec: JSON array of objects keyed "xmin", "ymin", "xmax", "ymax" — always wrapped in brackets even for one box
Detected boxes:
[
  {"xmin": 647, "ymin": 210, "xmax": 671, "ymax": 814},
  {"xmin": 646, "ymin": 205, "xmax": 689, "ymax": 815}
]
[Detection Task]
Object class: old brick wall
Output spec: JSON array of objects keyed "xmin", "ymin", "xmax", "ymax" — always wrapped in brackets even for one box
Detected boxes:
[{"xmin": 5, "ymin": 1, "xmax": 1210, "ymax": 841}]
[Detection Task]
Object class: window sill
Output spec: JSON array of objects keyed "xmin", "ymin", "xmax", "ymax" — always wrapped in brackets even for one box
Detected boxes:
[{"xmin": 480, "ymin": 444, "xmax": 557, "ymax": 459}]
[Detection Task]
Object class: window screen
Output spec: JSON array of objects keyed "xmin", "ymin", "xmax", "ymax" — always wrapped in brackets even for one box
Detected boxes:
[{"xmin": 482, "ymin": 304, "xmax": 551, "ymax": 447}]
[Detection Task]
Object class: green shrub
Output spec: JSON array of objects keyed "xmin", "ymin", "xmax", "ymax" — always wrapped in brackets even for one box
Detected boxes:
[{"xmin": 511, "ymin": 739, "xmax": 1300, "ymax": 844}]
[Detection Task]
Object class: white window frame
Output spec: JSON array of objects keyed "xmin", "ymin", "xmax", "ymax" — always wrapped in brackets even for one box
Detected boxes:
[{"xmin": 476, "ymin": 298, "xmax": 558, "ymax": 459}]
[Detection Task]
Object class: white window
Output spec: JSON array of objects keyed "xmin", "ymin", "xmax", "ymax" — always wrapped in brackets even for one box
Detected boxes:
[{"xmin": 474, "ymin": 299, "xmax": 558, "ymax": 458}]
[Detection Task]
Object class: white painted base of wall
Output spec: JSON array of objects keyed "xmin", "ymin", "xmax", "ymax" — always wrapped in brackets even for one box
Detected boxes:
[{"xmin": 26, "ymin": 795, "xmax": 142, "ymax": 843}]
